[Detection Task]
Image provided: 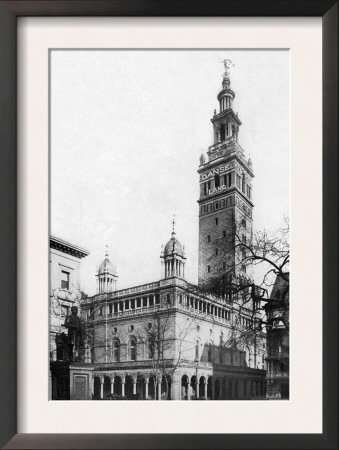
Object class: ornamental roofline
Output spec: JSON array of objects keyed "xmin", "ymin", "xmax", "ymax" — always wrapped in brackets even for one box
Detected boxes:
[
  {"xmin": 211, "ymin": 109, "xmax": 242, "ymax": 126},
  {"xmin": 197, "ymin": 150, "xmax": 254, "ymax": 178},
  {"xmin": 50, "ymin": 235, "xmax": 90, "ymax": 259}
]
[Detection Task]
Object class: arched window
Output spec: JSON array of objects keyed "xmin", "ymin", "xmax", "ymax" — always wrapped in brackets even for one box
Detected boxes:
[
  {"xmin": 148, "ymin": 336, "xmax": 155, "ymax": 359},
  {"xmin": 208, "ymin": 343, "xmax": 212, "ymax": 362},
  {"xmin": 112, "ymin": 340, "xmax": 120, "ymax": 362},
  {"xmin": 219, "ymin": 124, "xmax": 225, "ymax": 141},
  {"xmin": 195, "ymin": 339, "xmax": 200, "ymax": 361},
  {"xmin": 129, "ymin": 337, "xmax": 137, "ymax": 361}
]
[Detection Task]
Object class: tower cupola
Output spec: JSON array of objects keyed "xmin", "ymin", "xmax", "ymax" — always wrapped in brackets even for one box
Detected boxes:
[
  {"xmin": 96, "ymin": 246, "xmax": 118, "ymax": 293},
  {"xmin": 210, "ymin": 59, "xmax": 241, "ymax": 147},
  {"xmin": 161, "ymin": 218, "xmax": 186, "ymax": 279},
  {"xmin": 217, "ymin": 59, "xmax": 235, "ymax": 113}
]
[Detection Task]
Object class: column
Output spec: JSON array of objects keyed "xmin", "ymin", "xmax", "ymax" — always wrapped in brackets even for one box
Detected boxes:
[
  {"xmin": 196, "ymin": 380, "xmax": 199, "ymax": 399},
  {"xmin": 187, "ymin": 383, "xmax": 191, "ymax": 401},
  {"xmin": 100, "ymin": 377, "xmax": 104, "ymax": 399},
  {"xmin": 158, "ymin": 381, "xmax": 162, "ymax": 401},
  {"xmin": 133, "ymin": 376, "xmax": 137, "ymax": 395},
  {"xmin": 92, "ymin": 377, "xmax": 95, "ymax": 396},
  {"xmin": 110, "ymin": 376, "xmax": 114, "ymax": 395},
  {"xmin": 145, "ymin": 377, "xmax": 149, "ymax": 399},
  {"xmin": 121, "ymin": 376, "xmax": 125, "ymax": 397},
  {"xmin": 170, "ymin": 374, "xmax": 181, "ymax": 400},
  {"xmin": 204, "ymin": 380, "xmax": 208, "ymax": 400}
]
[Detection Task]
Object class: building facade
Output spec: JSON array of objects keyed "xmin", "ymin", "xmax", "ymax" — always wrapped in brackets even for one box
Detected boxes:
[
  {"xmin": 79, "ymin": 63, "xmax": 266, "ymax": 401},
  {"xmin": 50, "ymin": 236, "xmax": 89, "ymax": 361}
]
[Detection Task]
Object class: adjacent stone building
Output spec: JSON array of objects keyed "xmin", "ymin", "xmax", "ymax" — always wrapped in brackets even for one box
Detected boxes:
[
  {"xmin": 50, "ymin": 236, "xmax": 89, "ymax": 361},
  {"xmin": 265, "ymin": 274, "xmax": 289, "ymax": 399}
]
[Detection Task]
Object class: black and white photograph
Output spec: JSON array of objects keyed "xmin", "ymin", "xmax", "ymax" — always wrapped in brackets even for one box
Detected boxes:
[{"xmin": 50, "ymin": 50, "xmax": 290, "ymax": 401}]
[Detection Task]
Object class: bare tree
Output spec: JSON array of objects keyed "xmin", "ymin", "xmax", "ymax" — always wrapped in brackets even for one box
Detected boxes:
[
  {"xmin": 137, "ymin": 303, "xmax": 204, "ymax": 399},
  {"xmin": 198, "ymin": 215, "xmax": 290, "ymax": 353}
]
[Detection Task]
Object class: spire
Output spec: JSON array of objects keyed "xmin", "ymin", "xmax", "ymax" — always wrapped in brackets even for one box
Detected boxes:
[{"xmin": 171, "ymin": 214, "xmax": 176, "ymax": 238}]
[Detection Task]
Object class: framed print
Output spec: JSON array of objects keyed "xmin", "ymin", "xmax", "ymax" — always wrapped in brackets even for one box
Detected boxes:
[{"xmin": 0, "ymin": 1, "xmax": 337, "ymax": 449}]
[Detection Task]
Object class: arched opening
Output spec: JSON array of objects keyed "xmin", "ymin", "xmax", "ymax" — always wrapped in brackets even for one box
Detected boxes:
[
  {"xmin": 181, "ymin": 375, "xmax": 189, "ymax": 400},
  {"xmin": 114, "ymin": 376, "xmax": 122, "ymax": 397},
  {"xmin": 161, "ymin": 375, "xmax": 171, "ymax": 400},
  {"xmin": 195, "ymin": 339, "xmax": 200, "ymax": 361},
  {"xmin": 234, "ymin": 379, "xmax": 239, "ymax": 399},
  {"xmin": 103, "ymin": 376, "xmax": 111, "ymax": 399},
  {"xmin": 222, "ymin": 377, "xmax": 227, "ymax": 399},
  {"xmin": 112, "ymin": 339, "xmax": 120, "ymax": 362},
  {"xmin": 125, "ymin": 375, "xmax": 134, "ymax": 399},
  {"xmin": 214, "ymin": 379, "xmax": 220, "ymax": 400},
  {"xmin": 208, "ymin": 343, "xmax": 212, "ymax": 363},
  {"xmin": 128, "ymin": 337, "xmax": 137, "ymax": 361},
  {"xmin": 136, "ymin": 375, "xmax": 144, "ymax": 400},
  {"xmin": 148, "ymin": 376, "xmax": 156, "ymax": 400},
  {"xmin": 214, "ymin": 173, "xmax": 220, "ymax": 189},
  {"xmin": 238, "ymin": 379, "xmax": 245, "ymax": 399},
  {"xmin": 207, "ymin": 376, "xmax": 213, "ymax": 400},
  {"xmin": 93, "ymin": 377, "xmax": 101, "ymax": 400},
  {"xmin": 191, "ymin": 375, "xmax": 198, "ymax": 399},
  {"xmin": 219, "ymin": 124, "xmax": 226, "ymax": 141},
  {"xmin": 199, "ymin": 376, "xmax": 206, "ymax": 399}
]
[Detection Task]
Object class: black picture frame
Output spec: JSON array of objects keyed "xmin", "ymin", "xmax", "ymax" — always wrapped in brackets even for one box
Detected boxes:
[{"xmin": 0, "ymin": 1, "xmax": 337, "ymax": 448}]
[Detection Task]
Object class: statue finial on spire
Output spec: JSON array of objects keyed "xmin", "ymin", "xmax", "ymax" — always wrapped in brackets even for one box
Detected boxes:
[
  {"xmin": 105, "ymin": 244, "xmax": 109, "ymax": 258},
  {"xmin": 221, "ymin": 58, "xmax": 235, "ymax": 78}
]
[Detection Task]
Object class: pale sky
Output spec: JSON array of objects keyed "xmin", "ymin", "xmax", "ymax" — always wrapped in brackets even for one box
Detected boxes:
[{"xmin": 51, "ymin": 50, "xmax": 290, "ymax": 295}]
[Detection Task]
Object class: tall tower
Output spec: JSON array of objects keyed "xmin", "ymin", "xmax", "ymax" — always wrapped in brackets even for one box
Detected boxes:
[
  {"xmin": 96, "ymin": 246, "xmax": 118, "ymax": 293},
  {"xmin": 198, "ymin": 60, "xmax": 254, "ymax": 287}
]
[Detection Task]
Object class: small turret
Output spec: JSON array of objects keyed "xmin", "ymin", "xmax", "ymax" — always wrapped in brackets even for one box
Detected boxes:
[
  {"xmin": 160, "ymin": 217, "xmax": 186, "ymax": 279},
  {"xmin": 96, "ymin": 245, "xmax": 118, "ymax": 293}
]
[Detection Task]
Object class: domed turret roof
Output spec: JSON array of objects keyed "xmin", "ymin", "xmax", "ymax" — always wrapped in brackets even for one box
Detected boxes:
[
  {"xmin": 164, "ymin": 232, "xmax": 185, "ymax": 258},
  {"xmin": 98, "ymin": 248, "xmax": 117, "ymax": 275}
]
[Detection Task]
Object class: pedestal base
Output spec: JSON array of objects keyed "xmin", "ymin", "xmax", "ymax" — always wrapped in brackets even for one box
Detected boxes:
[{"xmin": 51, "ymin": 361, "xmax": 93, "ymax": 400}]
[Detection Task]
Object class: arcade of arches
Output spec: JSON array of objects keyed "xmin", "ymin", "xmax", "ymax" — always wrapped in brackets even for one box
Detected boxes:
[{"xmin": 92, "ymin": 372, "xmax": 265, "ymax": 400}]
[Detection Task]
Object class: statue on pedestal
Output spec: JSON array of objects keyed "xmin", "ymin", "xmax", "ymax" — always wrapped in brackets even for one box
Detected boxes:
[{"xmin": 64, "ymin": 305, "xmax": 83, "ymax": 362}]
